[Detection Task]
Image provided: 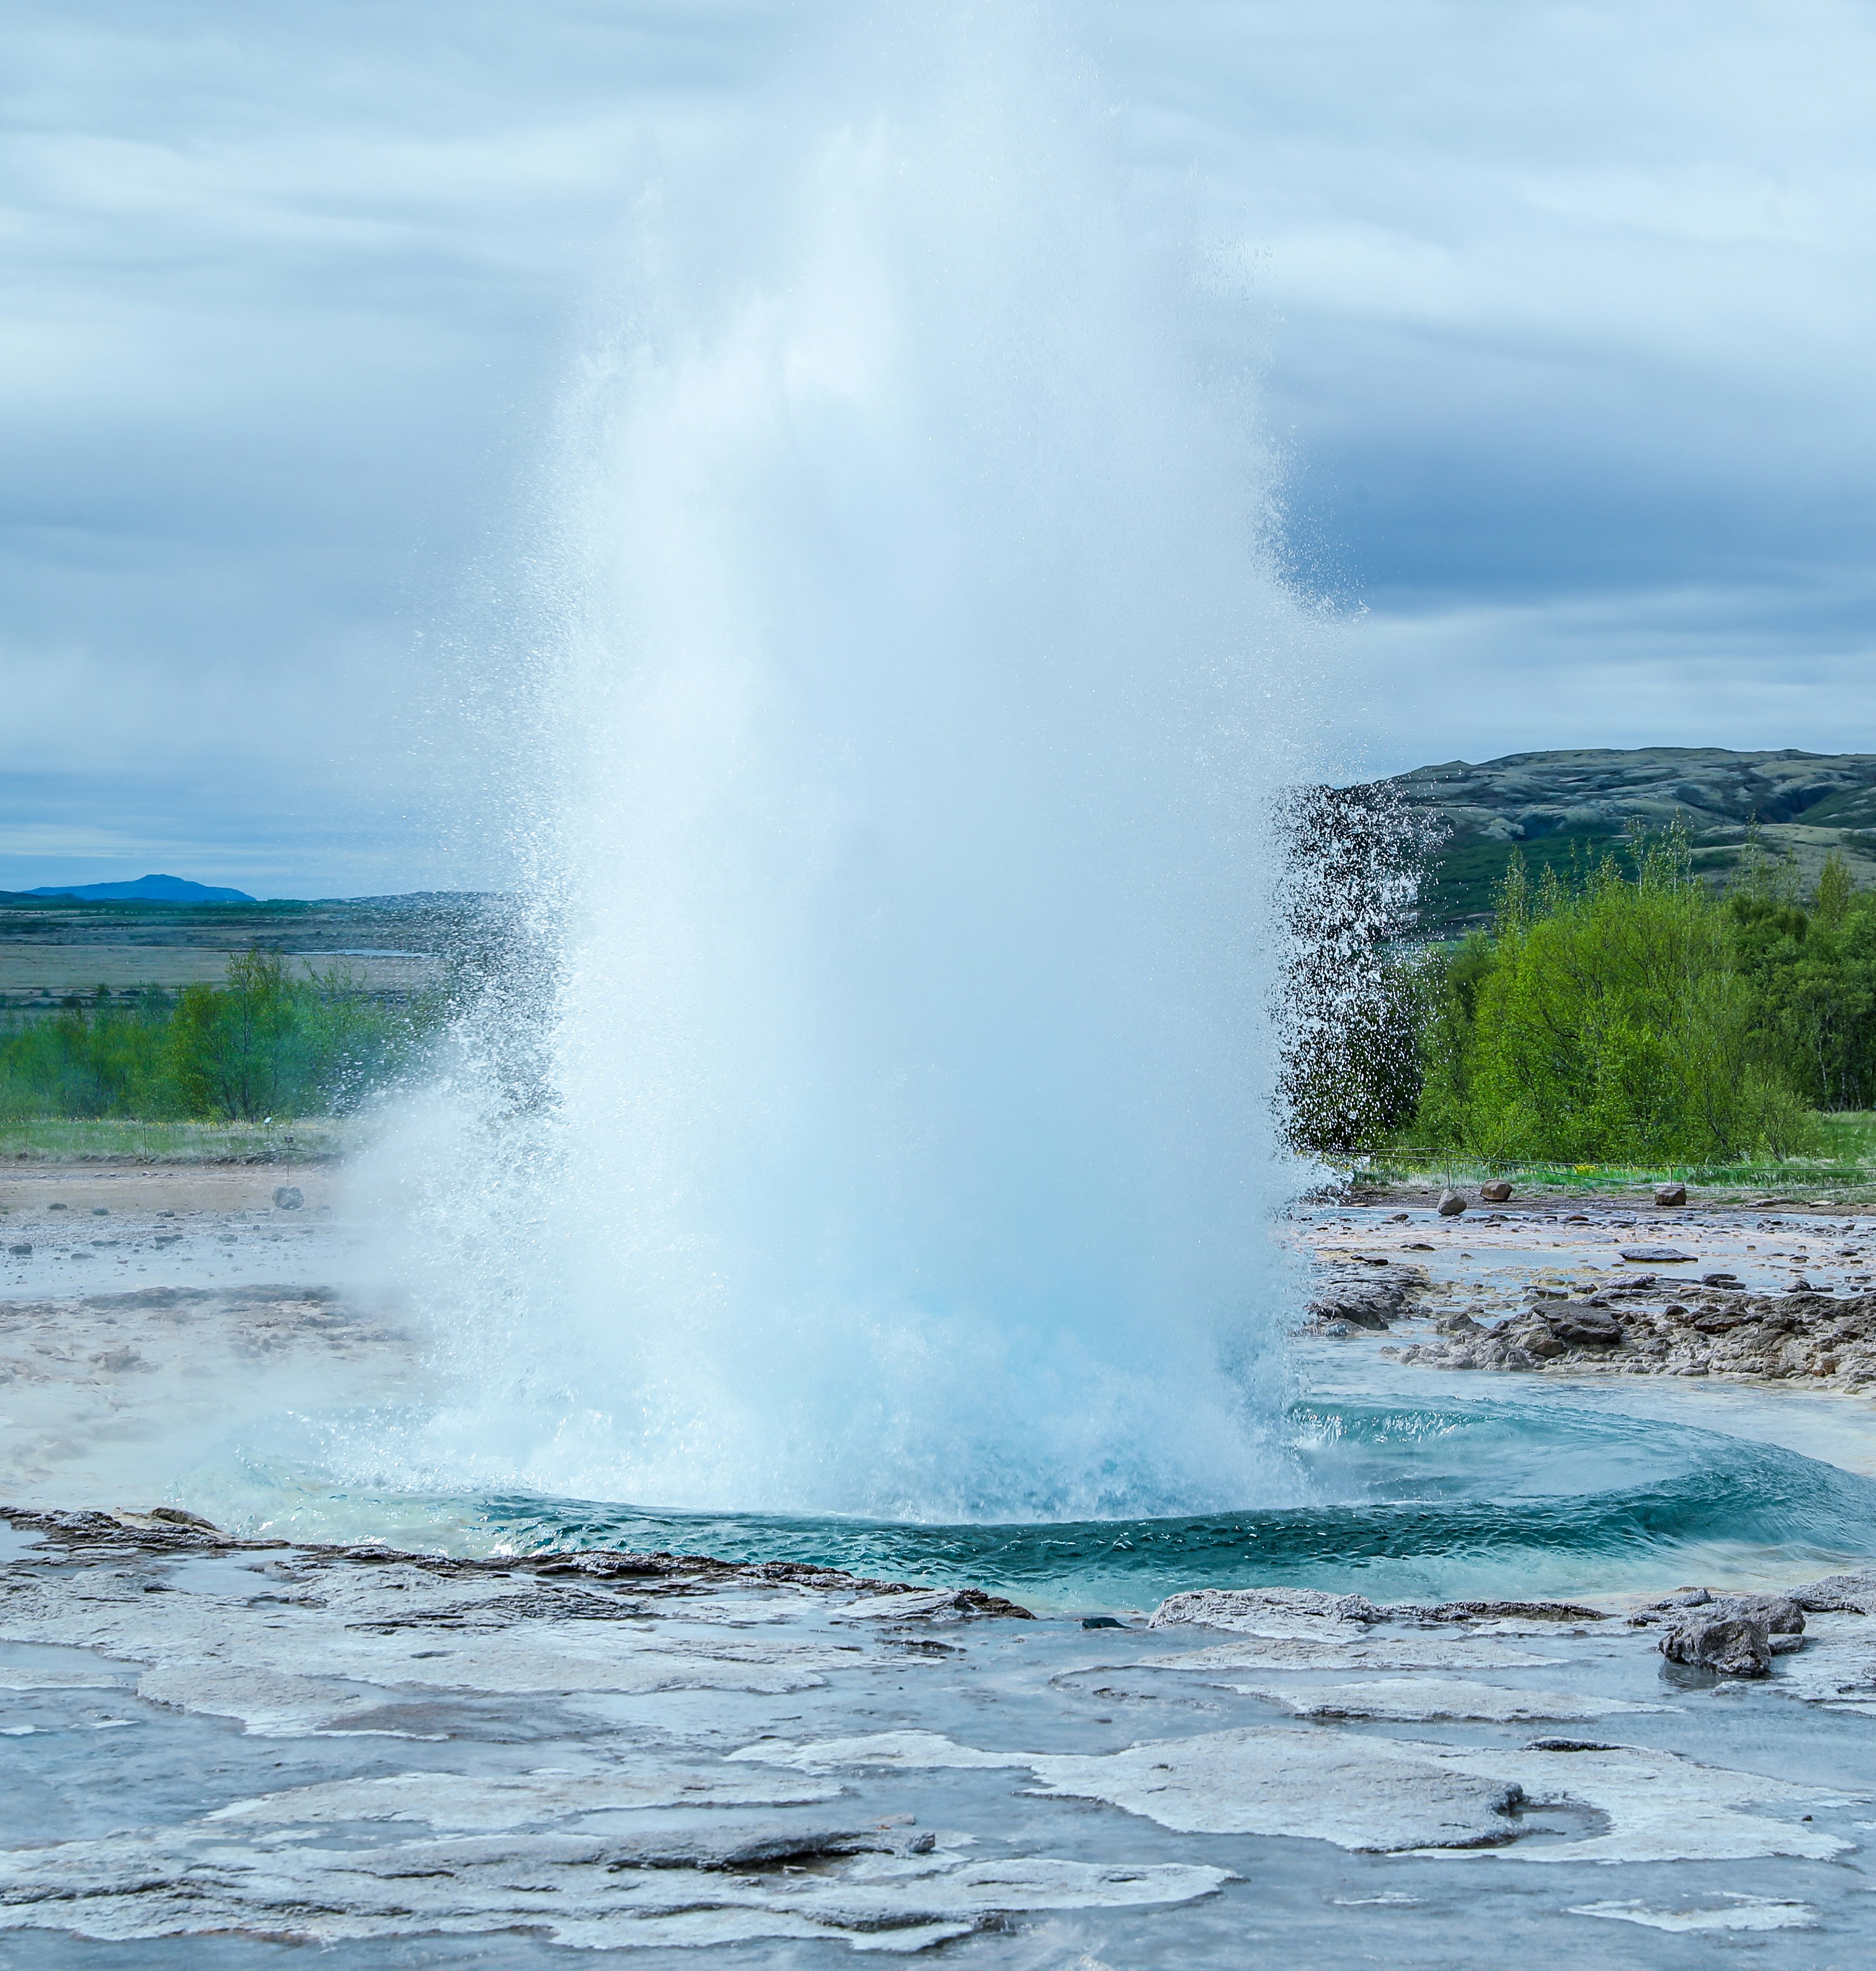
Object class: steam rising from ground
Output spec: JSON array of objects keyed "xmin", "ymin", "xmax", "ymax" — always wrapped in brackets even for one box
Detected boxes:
[{"xmin": 365, "ymin": 6, "xmax": 1320, "ymax": 1523}]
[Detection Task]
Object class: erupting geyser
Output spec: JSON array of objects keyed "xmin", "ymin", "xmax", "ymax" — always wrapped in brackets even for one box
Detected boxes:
[{"xmin": 386, "ymin": 9, "xmax": 1320, "ymax": 1524}]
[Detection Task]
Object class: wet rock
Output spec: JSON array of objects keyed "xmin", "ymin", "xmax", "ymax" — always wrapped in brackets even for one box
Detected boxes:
[
  {"xmin": 149, "ymin": 1506, "xmax": 220, "ymax": 1532},
  {"xmin": 1500, "ymin": 1314, "xmax": 1566, "ymax": 1358},
  {"xmin": 1246, "ymin": 1677, "xmax": 1655, "ymax": 1722},
  {"xmin": 1632, "ymin": 1590, "xmax": 1803, "ymax": 1635},
  {"xmin": 1148, "ymin": 1588, "xmax": 1383, "ymax": 1633},
  {"xmin": 1399, "ymin": 1599, "xmax": 1611, "ymax": 1625},
  {"xmin": 1436, "ymin": 1190, "xmax": 1467, "ymax": 1216},
  {"xmin": 749, "ymin": 1725, "xmax": 1529, "ymax": 1852},
  {"xmin": 1544, "ymin": 1304, "xmax": 1623, "ymax": 1349},
  {"xmin": 1654, "ymin": 1183, "xmax": 1687, "ymax": 1206},
  {"xmin": 1712, "ymin": 1594, "xmax": 1805, "ymax": 1635},
  {"xmin": 1619, "ymin": 1245, "xmax": 1696, "ymax": 1264},
  {"xmin": 1791, "ymin": 1567, "xmax": 1876, "ymax": 1615},
  {"xmin": 273, "ymin": 1185, "xmax": 304, "ymax": 1210},
  {"xmin": 1660, "ymin": 1614, "xmax": 1772, "ymax": 1677},
  {"xmin": 1479, "ymin": 1179, "xmax": 1513, "ymax": 1203},
  {"xmin": 1397, "ymin": 1283, "xmax": 1876, "ymax": 1386},
  {"xmin": 1307, "ymin": 1266, "xmax": 1428, "ymax": 1333},
  {"xmin": 1308, "ymin": 1290, "xmax": 1394, "ymax": 1331}
]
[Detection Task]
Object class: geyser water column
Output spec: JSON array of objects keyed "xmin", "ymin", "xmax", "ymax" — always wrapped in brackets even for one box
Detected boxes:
[{"xmin": 415, "ymin": 12, "xmax": 1317, "ymax": 1524}]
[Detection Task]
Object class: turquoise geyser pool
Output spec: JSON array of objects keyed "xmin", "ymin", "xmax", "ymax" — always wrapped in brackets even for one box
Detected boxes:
[{"xmin": 181, "ymin": 1377, "xmax": 1876, "ymax": 1615}]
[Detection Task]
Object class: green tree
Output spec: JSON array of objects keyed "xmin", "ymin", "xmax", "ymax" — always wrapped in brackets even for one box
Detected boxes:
[
  {"xmin": 1733, "ymin": 856, "xmax": 1876, "ymax": 1111},
  {"xmin": 0, "ymin": 987, "xmax": 180, "ymax": 1120},
  {"xmin": 1415, "ymin": 828, "xmax": 1816, "ymax": 1162}
]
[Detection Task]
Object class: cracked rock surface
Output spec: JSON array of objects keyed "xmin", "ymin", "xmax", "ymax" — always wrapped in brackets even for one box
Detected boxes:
[{"xmin": 4, "ymin": 1514, "xmax": 1874, "ymax": 1963}]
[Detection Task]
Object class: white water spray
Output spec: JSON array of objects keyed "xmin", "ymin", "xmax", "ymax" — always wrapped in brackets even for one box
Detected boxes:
[{"xmin": 378, "ymin": 10, "xmax": 1317, "ymax": 1523}]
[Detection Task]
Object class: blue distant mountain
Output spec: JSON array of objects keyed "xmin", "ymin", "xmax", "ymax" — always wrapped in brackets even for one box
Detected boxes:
[{"xmin": 26, "ymin": 874, "xmax": 257, "ymax": 904}]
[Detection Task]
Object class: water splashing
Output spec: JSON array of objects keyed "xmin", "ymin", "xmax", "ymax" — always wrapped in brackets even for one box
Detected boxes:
[{"xmin": 371, "ymin": 7, "xmax": 1320, "ymax": 1524}]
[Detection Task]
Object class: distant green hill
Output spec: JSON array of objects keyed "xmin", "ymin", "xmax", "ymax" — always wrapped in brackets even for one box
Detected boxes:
[{"xmin": 1366, "ymin": 747, "xmax": 1876, "ymax": 934}]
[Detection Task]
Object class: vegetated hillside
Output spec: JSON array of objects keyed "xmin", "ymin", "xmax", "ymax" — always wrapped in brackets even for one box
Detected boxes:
[{"xmin": 1377, "ymin": 748, "xmax": 1876, "ymax": 933}]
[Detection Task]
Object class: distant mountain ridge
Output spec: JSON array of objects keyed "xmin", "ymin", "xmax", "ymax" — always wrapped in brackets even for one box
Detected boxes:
[
  {"xmin": 1368, "ymin": 747, "xmax": 1876, "ymax": 934},
  {"xmin": 24, "ymin": 874, "xmax": 256, "ymax": 904}
]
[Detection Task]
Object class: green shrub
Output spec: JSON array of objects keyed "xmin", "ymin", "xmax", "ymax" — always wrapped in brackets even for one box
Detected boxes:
[
  {"xmin": 0, "ymin": 988, "xmax": 180, "ymax": 1121},
  {"xmin": 1732, "ymin": 849, "xmax": 1876, "ymax": 1112},
  {"xmin": 1415, "ymin": 829, "xmax": 1819, "ymax": 1163},
  {"xmin": 0, "ymin": 952, "xmax": 431, "ymax": 1122}
]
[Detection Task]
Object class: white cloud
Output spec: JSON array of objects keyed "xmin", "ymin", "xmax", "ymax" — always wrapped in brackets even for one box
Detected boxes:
[{"xmin": 1, "ymin": 0, "xmax": 1871, "ymax": 891}]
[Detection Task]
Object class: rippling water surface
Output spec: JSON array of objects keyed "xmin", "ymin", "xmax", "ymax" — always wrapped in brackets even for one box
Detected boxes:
[{"xmin": 188, "ymin": 1377, "xmax": 1876, "ymax": 1613}]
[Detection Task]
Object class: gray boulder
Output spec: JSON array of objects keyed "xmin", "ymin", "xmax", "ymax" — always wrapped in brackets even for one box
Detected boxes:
[
  {"xmin": 1479, "ymin": 1179, "xmax": 1513, "ymax": 1203},
  {"xmin": 1654, "ymin": 1183, "xmax": 1688, "ymax": 1206},
  {"xmin": 1545, "ymin": 1304, "xmax": 1624, "ymax": 1349},
  {"xmin": 1660, "ymin": 1614, "xmax": 1772, "ymax": 1677},
  {"xmin": 1436, "ymin": 1189, "xmax": 1467, "ymax": 1217},
  {"xmin": 1499, "ymin": 1313, "xmax": 1566, "ymax": 1359},
  {"xmin": 1309, "ymin": 1288, "xmax": 1396, "ymax": 1331},
  {"xmin": 1706, "ymin": 1593, "xmax": 1805, "ymax": 1635},
  {"xmin": 273, "ymin": 1185, "xmax": 304, "ymax": 1210}
]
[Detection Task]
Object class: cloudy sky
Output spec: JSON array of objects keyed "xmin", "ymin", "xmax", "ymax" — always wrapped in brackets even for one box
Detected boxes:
[{"xmin": 3, "ymin": 0, "xmax": 1871, "ymax": 896}]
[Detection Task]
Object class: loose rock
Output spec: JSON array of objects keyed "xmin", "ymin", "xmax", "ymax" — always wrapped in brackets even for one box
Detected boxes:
[
  {"xmin": 1544, "ymin": 1304, "xmax": 1624, "ymax": 1349},
  {"xmin": 1395, "ymin": 1286, "xmax": 1876, "ymax": 1387},
  {"xmin": 1660, "ymin": 1614, "xmax": 1772, "ymax": 1677},
  {"xmin": 1436, "ymin": 1190, "xmax": 1467, "ymax": 1217}
]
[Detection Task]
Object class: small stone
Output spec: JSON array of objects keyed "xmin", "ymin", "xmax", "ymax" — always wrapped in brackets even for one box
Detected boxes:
[
  {"xmin": 7, "ymin": 1243, "xmax": 29, "ymax": 1257},
  {"xmin": 1479, "ymin": 1179, "xmax": 1513, "ymax": 1203},
  {"xmin": 1653, "ymin": 1183, "xmax": 1687, "ymax": 1206},
  {"xmin": 273, "ymin": 1185, "xmax": 304, "ymax": 1210},
  {"xmin": 148, "ymin": 1506, "xmax": 220, "ymax": 1531},
  {"xmin": 1437, "ymin": 1190, "xmax": 1467, "ymax": 1217},
  {"xmin": 1618, "ymin": 1246, "xmax": 1696, "ymax": 1264},
  {"xmin": 1660, "ymin": 1614, "xmax": 1772, "ymax": 1677}
]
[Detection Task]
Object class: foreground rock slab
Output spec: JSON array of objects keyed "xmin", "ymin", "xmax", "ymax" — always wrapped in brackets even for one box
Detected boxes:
[{"xmin": 3, "ymin": 1514, "xmax": 1873, "ymax": 1961}]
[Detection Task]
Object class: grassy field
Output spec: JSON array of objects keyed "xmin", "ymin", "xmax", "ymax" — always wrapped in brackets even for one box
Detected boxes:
[
  {"xmin": 0, "ymin": 1117, "xmax": 360, "ymax": 1163},
  {"xmin": 1344, "ymin": 1112, "xmax": 1876, "ymax": 1201}
]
